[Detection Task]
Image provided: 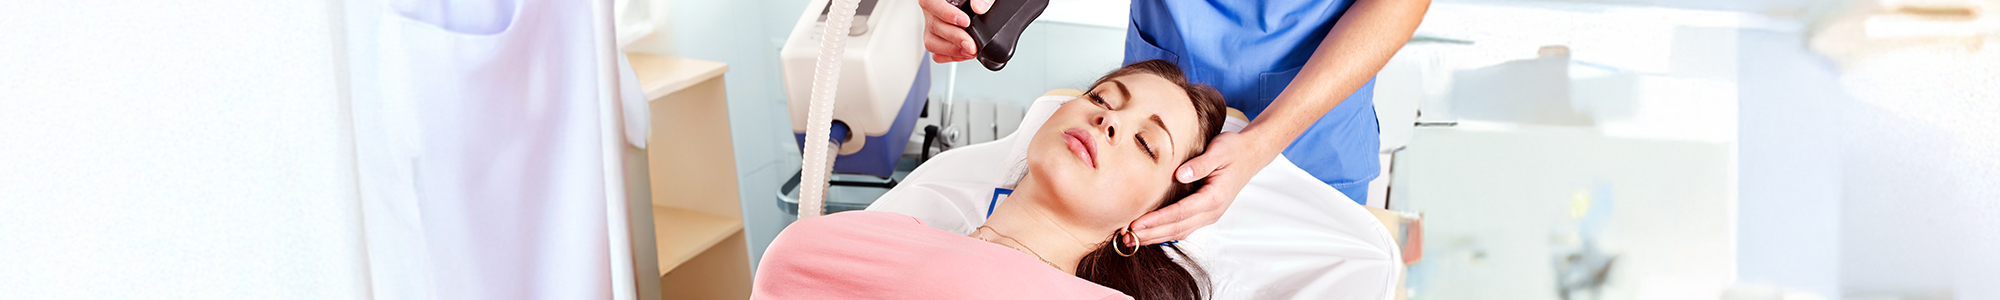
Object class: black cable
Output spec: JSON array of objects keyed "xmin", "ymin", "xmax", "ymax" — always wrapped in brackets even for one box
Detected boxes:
[{"xmin": 921, "ymin": 125, "xmax": 939, "ymax": 164}]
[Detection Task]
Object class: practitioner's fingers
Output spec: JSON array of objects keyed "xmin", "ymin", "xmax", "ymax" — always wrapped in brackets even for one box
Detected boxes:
[
  {"xmin": 1131, "ymin": 189, "xmax": 1224, "ymax": 245},
  {"xmin": 919, "ymin": 0, "xmax": 970, "ymax": 27},
  {"xmin": 925, "ymin": 30, "xmax": 975, "ymax": 63},
  {"xmin": 1176, "ymin": 150, "xmax": 1227, "ymax": 184},
  {"xmin": 926, "ymin": 17, "xmax": 978, "ymax": 61},
  {"xmin": 970, "ymin": 0, "xmax": 995, "ymax": 15}
]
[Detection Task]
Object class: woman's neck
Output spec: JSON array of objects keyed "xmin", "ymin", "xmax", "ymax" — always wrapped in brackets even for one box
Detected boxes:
[{"xmin": 972, "ymin": 179, "xmax": 1107, "ymax": 275}]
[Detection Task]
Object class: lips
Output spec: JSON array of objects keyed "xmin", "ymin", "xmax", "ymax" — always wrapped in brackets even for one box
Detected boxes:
[{"xmin": 1062, "ymin": 128, "xmax": 1098, "ymax": 169}]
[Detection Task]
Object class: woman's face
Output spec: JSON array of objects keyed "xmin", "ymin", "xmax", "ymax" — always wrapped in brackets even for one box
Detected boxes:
[{"xmin": 1023, "ymin": 73, "xmax": 1204, "ymax": 230}]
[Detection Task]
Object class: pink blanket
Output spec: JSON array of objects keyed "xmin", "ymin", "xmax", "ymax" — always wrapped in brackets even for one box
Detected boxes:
[{"xmin": 753, "ymin": 211, "xmax": 1128, "ymax": 300}]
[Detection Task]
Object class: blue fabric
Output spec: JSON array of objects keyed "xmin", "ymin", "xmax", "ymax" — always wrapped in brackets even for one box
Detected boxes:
[
  {"xmin": 988, "ymin": 188, "xmax": 1012, "ymax": 218},
  {"xmin": 1123, "ymin": 0, "xmax": 1380, "ymax": 204}
]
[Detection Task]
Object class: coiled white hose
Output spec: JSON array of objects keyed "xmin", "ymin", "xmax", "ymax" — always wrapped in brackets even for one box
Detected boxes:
[{"xmin": 798, "ymin": 0, "xmax": 862, "ymax": 218}]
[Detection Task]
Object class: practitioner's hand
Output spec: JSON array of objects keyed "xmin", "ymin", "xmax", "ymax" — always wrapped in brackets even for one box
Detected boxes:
[
  {"xmin": 1128, "ymin": 132, "xmax": 1281, "ymax": 245},
  {"xmin": 920, "ymin": 0, "xmax": 993, "ymax": 63}
]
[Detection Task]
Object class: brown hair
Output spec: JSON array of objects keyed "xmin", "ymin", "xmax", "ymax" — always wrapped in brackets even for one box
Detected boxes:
[{"xmin": 1073, "ymin": 59, "xmax": 1225, "ymax": 300}]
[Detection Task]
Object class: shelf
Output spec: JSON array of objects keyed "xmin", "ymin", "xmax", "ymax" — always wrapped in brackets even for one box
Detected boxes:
[
  {"xmin": 626, "ymin": 53, "xmax": 729, "ymax": 101},
  {"xmin": 654, "ymin": 204, "xmax": 744, "ymax": 274}
]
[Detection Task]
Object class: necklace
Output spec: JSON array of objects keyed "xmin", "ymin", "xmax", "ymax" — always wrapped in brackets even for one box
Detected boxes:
[{"xmin": 975, "ymin": 225, "xmax": 1062, "ymax": 270}]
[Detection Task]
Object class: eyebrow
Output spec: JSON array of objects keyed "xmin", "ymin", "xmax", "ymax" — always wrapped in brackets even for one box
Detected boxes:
[
  {"xmin": 1109, "ymin": 79, "xmax": 1131, "ymax": 102},
  {"xmin": 1150, "ymin": 114, "xmax": 1176, "ymax": 157}
]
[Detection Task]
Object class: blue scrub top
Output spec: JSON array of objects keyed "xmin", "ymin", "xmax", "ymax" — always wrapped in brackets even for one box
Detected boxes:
[{"xmin": 1123, "ymin": 0, "xmax": 1380, "ymax": 204}]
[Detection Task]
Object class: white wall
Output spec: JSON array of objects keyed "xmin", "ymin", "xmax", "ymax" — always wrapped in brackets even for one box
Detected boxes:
[
  {"xmin": 1830, "ymin": 40, "xmax": 2000, "ymax": 300},
  {"xmin": 1737, "ymin": 26, "xmax": 2000, "ymax": 300},
  {"xmin": 1736, "ymin": 29, "xmax": 1847, "ymax": 299},
  {"xmin": 0, "ymin": 1, "xmax": 368, "ymax": 298}
]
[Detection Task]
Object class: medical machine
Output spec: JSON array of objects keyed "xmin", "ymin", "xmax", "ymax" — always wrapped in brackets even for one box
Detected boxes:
[{"xmin": 779, "ymin": 0, "xmax": 928, "ymax": 216}]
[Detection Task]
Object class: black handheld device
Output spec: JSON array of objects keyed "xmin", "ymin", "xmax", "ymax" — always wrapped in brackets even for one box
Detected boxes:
[{"xmin": 953, "ymin": 0, "xmax": 1049, "ymax": 71}]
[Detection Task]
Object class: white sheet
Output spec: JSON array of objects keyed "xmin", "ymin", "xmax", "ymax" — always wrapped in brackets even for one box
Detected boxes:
[{"xmin": 868, "ymin": 95, "xmax": 1401, "ymax": 300}]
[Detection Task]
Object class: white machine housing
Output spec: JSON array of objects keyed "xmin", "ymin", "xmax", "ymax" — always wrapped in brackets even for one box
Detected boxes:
[{"xmin": 780, "ymin": 0, "xmax": 924, "ymax": 154}]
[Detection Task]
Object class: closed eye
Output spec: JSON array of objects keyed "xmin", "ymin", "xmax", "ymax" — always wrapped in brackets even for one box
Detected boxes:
[{"xmin": 1136, "ymin": 136, "xmax": 1157, "ymax": 160}]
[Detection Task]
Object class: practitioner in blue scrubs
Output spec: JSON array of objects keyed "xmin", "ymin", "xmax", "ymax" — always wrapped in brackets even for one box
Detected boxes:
[{"xmin": 922, "ymin": 0, "xmax": 1429, "ymax": 245}]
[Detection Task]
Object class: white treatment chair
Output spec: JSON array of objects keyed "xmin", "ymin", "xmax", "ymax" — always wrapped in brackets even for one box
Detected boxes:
[{"xmin": 867, "ymin": 92, "xmax": 1403, "ymax": 300}]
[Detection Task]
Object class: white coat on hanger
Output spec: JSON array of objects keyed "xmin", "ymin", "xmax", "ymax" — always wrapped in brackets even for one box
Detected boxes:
[{"xmin": 343, "ymin": 0, "xmax": 645, "ymax": 298}]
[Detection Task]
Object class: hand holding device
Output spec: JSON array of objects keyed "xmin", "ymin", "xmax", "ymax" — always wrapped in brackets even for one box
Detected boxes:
[
  {"xmin": 917, "ymin": 0, "xmax": 1047, "ymax": 71},
  {"xmin": 950, "ymin": 0, "xmax": 1047, "ymax": 71}
]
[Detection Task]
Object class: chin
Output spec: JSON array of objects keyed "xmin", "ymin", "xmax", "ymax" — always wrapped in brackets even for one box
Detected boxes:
[
  {"xmin": 1023, "ymin": 141, "xmax": 1101, "ymax": 202},
  {"xmin": 1024, "ymin": 149, "xmax": 1079, "ymax": 185}
]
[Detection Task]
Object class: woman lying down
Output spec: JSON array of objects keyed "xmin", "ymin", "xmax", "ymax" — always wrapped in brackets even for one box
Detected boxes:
[{"xmin": 751, "ymin": 60, "xmax": 1228, "ymax": 300}]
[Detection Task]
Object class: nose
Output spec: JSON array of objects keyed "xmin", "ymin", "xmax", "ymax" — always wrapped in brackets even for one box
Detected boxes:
[{"xmin": 1092, "ymin": 112, "xmax": 1122, "ymax": 146}]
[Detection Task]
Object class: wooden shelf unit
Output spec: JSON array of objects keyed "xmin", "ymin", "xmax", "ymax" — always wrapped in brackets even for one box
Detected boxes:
[{"xmin": 630, "ymin": 53, "xmax": 750, "ymax": 300}]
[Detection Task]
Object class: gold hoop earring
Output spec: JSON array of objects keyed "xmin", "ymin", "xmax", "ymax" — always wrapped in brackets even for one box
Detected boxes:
[{"xmin": 1115, "ymin": 227, "xmax": 1140, "ymax": 257}]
